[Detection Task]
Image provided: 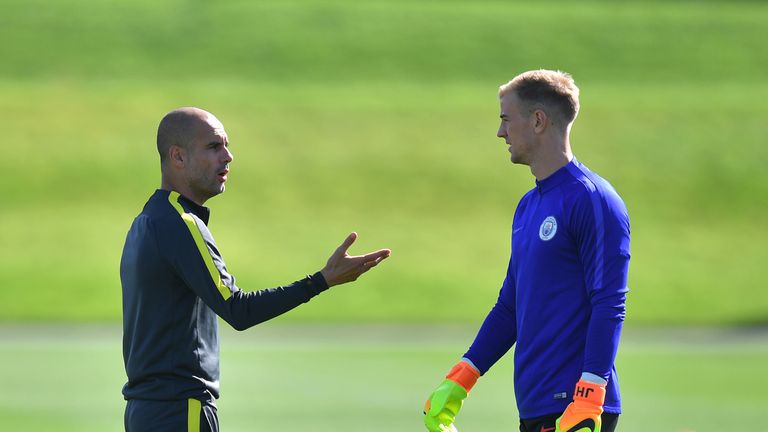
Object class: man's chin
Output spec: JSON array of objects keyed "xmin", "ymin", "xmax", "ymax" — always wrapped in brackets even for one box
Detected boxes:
[
  {"xmin": 211, "ymin": 186, "xmax": 226, "ymax": 198},
  {"xmin": 203, "ymin": 185, "xmax": 226, "ymax": 201},
  {"xmin": 510, "ymin": 156, "xmax": 530, "ymax": 166}
]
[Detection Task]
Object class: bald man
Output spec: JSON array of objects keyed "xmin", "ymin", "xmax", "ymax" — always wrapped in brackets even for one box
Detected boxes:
[{"xmin": 120, "ymin": 107, "xmax": 390, "ymax": 431}]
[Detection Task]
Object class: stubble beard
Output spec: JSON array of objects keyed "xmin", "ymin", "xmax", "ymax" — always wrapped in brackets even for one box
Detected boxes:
[{"xmin": 189, "ymin": 172, "xmax": 225, "ymax": 203}]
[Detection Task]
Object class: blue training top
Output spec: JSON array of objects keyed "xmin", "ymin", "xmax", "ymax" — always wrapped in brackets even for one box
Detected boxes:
[{"xmin": 464, "ymin": 158, "xmax": 630, "ymax": 419}]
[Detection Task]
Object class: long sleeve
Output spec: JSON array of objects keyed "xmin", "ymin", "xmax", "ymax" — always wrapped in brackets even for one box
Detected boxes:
[
  {"xmin": 463, "ymin": 264, "xmax": 518, "ymax": 374},
  {"xmin": 122, "ymin": 189, "xmax": 330, "ymax": 401},
  {"xmin": 569, "ymin": 185, "xmax": 630, "ymax": 379},
  {"xmin": 158, "ymin": 195, "xmax": 329, "ymax": 331}
]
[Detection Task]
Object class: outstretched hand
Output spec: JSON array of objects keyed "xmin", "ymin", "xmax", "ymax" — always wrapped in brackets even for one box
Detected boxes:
[{"xmin": 320, "ymin": 232, "xmax": 391, "ymax": 287}]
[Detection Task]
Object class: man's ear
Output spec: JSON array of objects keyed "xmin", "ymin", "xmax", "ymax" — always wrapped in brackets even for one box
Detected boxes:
[
  {"xmin": 533, "ymin": 110, "xmax": 548, "ymax": 134},
  {"xmin": 169, "ymin": 145, "xmax": 186, "ymax": 167}
]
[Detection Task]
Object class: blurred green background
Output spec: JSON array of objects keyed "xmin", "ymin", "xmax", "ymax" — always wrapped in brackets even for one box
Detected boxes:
[
  {"xmin": 1, "ymin": 0, "xmax": 766, "ymax": 431},
  {"xmin": 2, "ymin": 0, "xmax": 767, "ymax": 324}
]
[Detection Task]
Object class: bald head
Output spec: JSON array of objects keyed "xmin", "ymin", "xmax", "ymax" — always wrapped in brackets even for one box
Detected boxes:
[
  {"xmin": 157, "ymin": 107, "xmax": 222, "ymax": 166},
  {"xmin": 157, "ymin": 107, "xmax": 233, "ymax": 205}
]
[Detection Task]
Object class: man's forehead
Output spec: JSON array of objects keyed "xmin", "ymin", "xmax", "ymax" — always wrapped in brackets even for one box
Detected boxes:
[
  {"xmin": 194, "ymin": 117, "xmax": 228, "ymax": 142},
  {"xmin": 499, "ymin": 92, "xmax": 521, "ymax": 114},
  {"xmin": 500, "ymin": 92, "xmax": 519, "ymax": 105},
  {"xmin": 210, "ymin": 124, "xmax": 227, "ymax": 138},
  {"xmin": 201, "ymin": 114, "xmax": 226, "ymax": 132},
  {"xmin": 202, "ymin": 113, "xmax": 224, "ymax": 130}
]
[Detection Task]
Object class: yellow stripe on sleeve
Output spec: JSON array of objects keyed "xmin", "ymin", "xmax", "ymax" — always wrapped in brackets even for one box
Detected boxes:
[
  {"xmin": 169, "ymin": 191, "xmax": 232, "ymax": 300},
  {"xmin": 187, "ymin": 398, "xmax": 201, "ymax": 432}
]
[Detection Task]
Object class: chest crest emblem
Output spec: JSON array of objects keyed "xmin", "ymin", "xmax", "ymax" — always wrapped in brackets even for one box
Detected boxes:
[{"xmin": 539, "ymin": 216, "xmax": 558, "ymax": 241}]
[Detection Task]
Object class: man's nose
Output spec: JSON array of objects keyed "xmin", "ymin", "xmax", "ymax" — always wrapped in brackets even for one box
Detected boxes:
[
  {"xmin": 497, "ymin": 124, "xmax": 505, "ymax": 138},
  {"xmin": 224, "ymin": 147, "xmax": 234, "ymax": 163}
]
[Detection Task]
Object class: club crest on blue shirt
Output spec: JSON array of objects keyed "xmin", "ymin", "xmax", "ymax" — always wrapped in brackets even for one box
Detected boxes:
[{"xmin": 539, "ymin": 216, "xmax": 557, "ymax": 241}]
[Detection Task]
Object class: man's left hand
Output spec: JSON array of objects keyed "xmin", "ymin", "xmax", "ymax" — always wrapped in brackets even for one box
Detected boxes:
[
  {"xmin": 320, "ymin": 232, "xmax": 391, "ymax": 287},
  {"xmin": 555, "ymin": 379, "xmax": 606, "ymax": 432}
]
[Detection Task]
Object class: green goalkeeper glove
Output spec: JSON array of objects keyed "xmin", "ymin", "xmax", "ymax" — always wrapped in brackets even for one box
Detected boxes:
[
  {"xmin": 555, "ymin": 378, "xmax": 606, "ymax": 432},
  {"xmin": 423, "ymin": 360, "xmax": 480, "ymax": 432}
]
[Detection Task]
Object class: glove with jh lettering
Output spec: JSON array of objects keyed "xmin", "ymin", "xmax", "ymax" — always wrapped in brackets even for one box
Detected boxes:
[{"xmin": 555, "ymin": 378, "xmax": 606, "ymax": 432}]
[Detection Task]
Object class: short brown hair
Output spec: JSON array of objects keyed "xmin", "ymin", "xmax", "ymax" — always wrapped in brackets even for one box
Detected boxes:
[{"xmin": 499, "ymin": 70, "xmax": 580, "ymax": 126}]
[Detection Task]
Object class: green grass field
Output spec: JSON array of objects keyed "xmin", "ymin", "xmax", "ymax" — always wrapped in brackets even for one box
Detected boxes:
[{"xmin": 1, "ymin": 324, "xmax": 767, "ymax": 432}]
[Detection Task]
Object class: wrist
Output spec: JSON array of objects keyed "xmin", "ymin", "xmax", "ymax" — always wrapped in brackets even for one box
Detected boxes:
[
  {"xmin": 319, "ymin": 268, "xmax": 336, "ymax": 287},
  {"xmin": 446, "ymin": 361, "xmax": 481, "ymax": 393},
  {"xmin": 460, "ymin": 357, "xmax": 481, "ymax": 375},
  {"xmin": 573, "ymin": 378, "xmax": 606, "ymax": 407},
  {"xmin": 580, "ymin": 372, "xmax": 607, "ymax": 385},
  {"xmin": 307, "ymin": 271, "xmax": 329, "ymax": 294}
]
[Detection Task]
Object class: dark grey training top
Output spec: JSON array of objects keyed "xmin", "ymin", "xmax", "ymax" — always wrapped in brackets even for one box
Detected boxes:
[{"xmin": 121, "ymin": 189, "xmax": 328, "ymax": 402}]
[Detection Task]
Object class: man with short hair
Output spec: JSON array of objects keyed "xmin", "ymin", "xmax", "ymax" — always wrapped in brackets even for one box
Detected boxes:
[
  {"xmin": 423, "ymin": 70, "xmax": 630, "ymax": 432},
  {"xmin": 121, "ymin": 107, "xmax": 391, "ymax": 431}
]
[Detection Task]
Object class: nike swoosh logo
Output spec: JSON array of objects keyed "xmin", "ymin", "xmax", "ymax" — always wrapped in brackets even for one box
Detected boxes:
[
  {"xmin": 540, "ymin": 427, "xmax": 555, "ymax": 432},
  {"xmin": 566, "ymin": 418, "xmax": 597, "ymax": 432}
]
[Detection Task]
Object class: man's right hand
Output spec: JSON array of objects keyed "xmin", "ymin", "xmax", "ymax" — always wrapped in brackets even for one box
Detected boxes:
[
  {"xmin": 320, "ymin": 232, "xmax": 390, "ymax": 287},
  {"xmin": 424, "ymin": 361, "xmax": 480, "ymax": 432}
]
